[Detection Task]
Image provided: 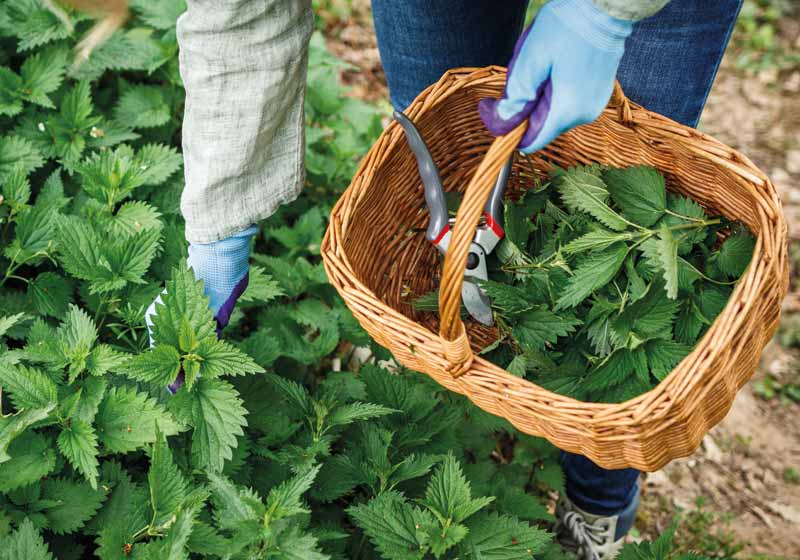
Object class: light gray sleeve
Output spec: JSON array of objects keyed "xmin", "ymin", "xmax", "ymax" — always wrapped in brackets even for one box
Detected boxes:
[
  {"xmin": 591, "ymin": 0, "xmax": 671, "ymax": 20},
  {"xmin": 177, "ymin": 0, "xmax": 313, "ymax": 244}
]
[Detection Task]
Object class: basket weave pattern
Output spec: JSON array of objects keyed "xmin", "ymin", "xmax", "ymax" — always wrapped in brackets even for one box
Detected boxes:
[{"xmin": 321, "ymin": 67, "xmax": 789, "ymax": 471}]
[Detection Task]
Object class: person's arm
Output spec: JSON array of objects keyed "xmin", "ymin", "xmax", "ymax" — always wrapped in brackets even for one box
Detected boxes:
[
  {"xmin": 480, "ymin": 0, "xmax": 670, "ymax": 153},
  {"xmin": 146, "ymin": 0, "xmax": 313, "ymax": 391}
]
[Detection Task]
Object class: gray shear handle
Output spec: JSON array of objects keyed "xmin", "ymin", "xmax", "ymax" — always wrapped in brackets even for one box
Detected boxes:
[
  {"xmin": 393, "ymin": 111, "xmax": 449, "ymax": 243},
  {"xmin": 484, "ymin": 156, "xmax": 513, "ymax": 225}
]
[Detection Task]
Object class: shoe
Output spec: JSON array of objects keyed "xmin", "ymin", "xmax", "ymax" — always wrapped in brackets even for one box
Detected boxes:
[{"xmin": 554, "ymin": 488, "xmax": 639, "ymax": 560}]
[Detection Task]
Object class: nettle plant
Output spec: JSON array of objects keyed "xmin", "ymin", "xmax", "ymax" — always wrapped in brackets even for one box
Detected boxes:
[{"xmin": 0, "ymin": 1, "xmax": 590, "ymax": 559}]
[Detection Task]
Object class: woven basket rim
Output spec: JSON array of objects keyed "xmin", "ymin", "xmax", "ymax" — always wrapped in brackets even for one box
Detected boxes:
[{"xmin": 321, "ymin": 65, "xmax": 787, "ymax": 467}]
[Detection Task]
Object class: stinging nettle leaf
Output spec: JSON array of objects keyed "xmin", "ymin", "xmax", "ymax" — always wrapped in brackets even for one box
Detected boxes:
[
  {"xmin": 148, "ymin": 426, "xmax": 188, "ymax": 528},
  {"xmin": 0, "ymin": 518, "xmax": 55, "ymax": 560},
  {"xmin": 717, "ymin": 229, "xmax": 755, "ymax": 279},
  {"xmin": 555, "ymin": 166, "xmax": 629, "ymax": 231},
  {"xmin": 57, "ymin": 419, "xmax": 99, "ymax": 489},
  {"xmin": 95, "ymin": 385, "xmax": 182, "ymax": 454},
  {"xmin": 556, "ymin": 243, "xmax": 628, "ymax": 310},
  {"xmin": 603, "ymin": 165, "xmax": 666, "ymax": 227}
]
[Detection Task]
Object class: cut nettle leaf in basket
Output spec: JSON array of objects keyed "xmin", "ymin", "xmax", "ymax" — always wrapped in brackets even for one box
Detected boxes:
[{"xmin": 414, "ymin": 164, "xmax": 754, "ymax": 404}]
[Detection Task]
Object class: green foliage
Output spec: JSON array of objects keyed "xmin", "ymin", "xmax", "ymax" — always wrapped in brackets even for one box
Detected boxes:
[
  {"xmin": 732, "ymin": 0, "xmax": 800, "ymax": 76},
  {"xmin": 0, "ymin": 4, "xmax": 577, "ymax": 559},
  {"xmin": 433, "ymin": 165, "xmax": 752, "ymax": 403}
]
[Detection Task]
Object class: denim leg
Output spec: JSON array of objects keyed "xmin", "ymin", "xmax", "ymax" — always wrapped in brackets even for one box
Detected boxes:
[
  {"xmin": 617, "ymin": 0, "xmax": 744, "ymax": 127},
  {"xmin": 562, "ymin": 0, "xmax": 742, "ymax": 517},
  {"xmin": 371, "ymin": 0, "xmax": 528, "ymax": 111}
]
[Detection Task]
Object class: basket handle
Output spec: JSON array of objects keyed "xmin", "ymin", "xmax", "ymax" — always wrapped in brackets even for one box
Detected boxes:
[
  {"xmin": 437, "ymin": 121, "xmax": 526, "ymax": 377},
  {"xmin": 437, "ymin": 81, "xmax": 631, "ymax": 377}
]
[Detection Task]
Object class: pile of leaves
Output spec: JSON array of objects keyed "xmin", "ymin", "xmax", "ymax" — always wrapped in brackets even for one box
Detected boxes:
[
  {"xmin": 467, "ymin": 164, "xmax": 754, "ymax": 403},
  {"xmin": 0, "ymin": 1, "xmax": 746, "ymax": 559}
]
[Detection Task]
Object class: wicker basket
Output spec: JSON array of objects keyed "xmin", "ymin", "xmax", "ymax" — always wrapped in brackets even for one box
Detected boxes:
[{"xmin": 321, "ymin": 66, "xmax": 788, "ymax": 471}]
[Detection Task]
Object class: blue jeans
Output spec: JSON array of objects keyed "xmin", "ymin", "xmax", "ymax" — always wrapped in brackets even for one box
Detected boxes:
[{"xmin": 373, "ymin": 0, "xmax": 742, "ymax": 516}]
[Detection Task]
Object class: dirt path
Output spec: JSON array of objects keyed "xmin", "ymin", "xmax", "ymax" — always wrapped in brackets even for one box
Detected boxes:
[{"xmin": 321, "ymin": 7, "xmax": 800, "ymax": 557}]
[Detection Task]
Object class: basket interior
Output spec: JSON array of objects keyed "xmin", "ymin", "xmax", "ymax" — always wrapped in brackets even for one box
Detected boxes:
[{"xmin": 340, "ymin": 79, "xmax": 765, "ymax": 352}]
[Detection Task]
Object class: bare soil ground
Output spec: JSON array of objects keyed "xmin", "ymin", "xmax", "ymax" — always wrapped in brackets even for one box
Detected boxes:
[{"xmin": 320, "ymin": 6, "xmax": 800, "ymax": 557}]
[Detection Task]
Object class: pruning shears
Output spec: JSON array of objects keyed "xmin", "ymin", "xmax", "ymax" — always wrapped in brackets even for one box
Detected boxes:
[{"xmin": 394, "ymin": 110, "xmax": 513, "ymax": 327}]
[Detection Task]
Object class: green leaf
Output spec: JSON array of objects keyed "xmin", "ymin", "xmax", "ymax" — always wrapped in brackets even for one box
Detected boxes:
[
  {"xmin": 186, "ymin": 521, "xmax": 231, "ymax": 558},
  {"xmin": 206, "ymin": 471, "xmax": 262, "ymax": 529},
  {"xmin": 14, "ymin": 9, "xmax": 70, "ymax": 51},
  {"xmin": 583, "ymin": 349, "xmax": 636, "ymax": 394},
  {"xmin": 422, "ymin": 454, "xmax": 493, "ymax": 524},
  {"xmin": 603, "ymin": 166, "xmax": 666, "ymax": 227},
  {"xmin": 187, "ymin": 378, "xmax": 248, "ymax": 472},
  {"xmin": 481, "ymin": 279, "xmax": 547, "ymax": 315},
  {"xmin": 27, "ymin": 272, "xmax": 73, "ymax": 318},
  {"xmin": 0, "ymin": 136, "xmax": 44, "ymax": 180},
  {"xmin": 238, "ymin": 265, "xmax": 284, "ymax": 305},
  {"xmin": 663, "ymin": 195, "xmax": 707, "ymax": 253},
  {"xmin": 0, "ymin": 429, "xmax": 56, "ymax": 491},
  {"xmin": 555, "ymin": 167, "xmax": 629, "ymax": 231},
  {"xmin": 0, "ymin": 362, "xmax": 57, "ymax": 410},
  {"xmin": 57, "ymin": 304, "xmax": 98, "ymax": 376},
  {"xmin": 59, "ymin": 81, "xmax": 95, "ymax": 130},
  {"xmin": 348, "ymin": 491, "xmax": 430, "ymax": 560},
  {"xmin": 326, "ymin": 402, "xmax": 395, "ymax": 429},
  {"xmin": 40, "ymin": 477, "xmax": 106, "ymax": 534},
  {"xmin": 643, "ymin": 225, "xmax": 680, "ymax": 299},
  {"xmin": 149, "ymin": 264, "xmax": 216, "ymax": 348},
  {"xmin": 56, "ymin": 217, "xmax": 105, "ymax": 283},
  {"xmin": 390, "ymin": 454, "xmax": 442, "ymax": 488},
  {"xmin": 58, "ymin": 420, "xmax": 99, "ymax": 489},
  {"xmin": 0, "ymin": 312, "xmax": 26, "ymax": 339},
  {"xmin": 114, "ymin": 85, "xmax": 170, "ymax": 129},
  {"xmin": 268, "ymin": 374, "xmax": 314, "ymax": 417},
  {"xmin": 130, "ymin": 0, "xmax": 187, "ymax": 29},
  {"xmin": 675, "ymin": 300, "xmax": 704, "ymax": 345},
  {"xmin": 717, "ymin": 230, "xmax": 755, "ymax": 278},
  {"xmin": 19, "ymin": 47, "xmax": 67, "ymax": 108},
  {"xmin": 148, "ymin": 427, "xmax": 188, "ymax": 528},
  {"xmin": 0, "ymin": 68, "xmax": 23, "ymax": 118},
  {"xmin": 194, "ymin": 337, "xmax": 264, "ymax": 379},
  {"xmin": 512, "ymin": 307, "xmax": 581, "ymax": 351},
  {"xmin": 562, "ymin": 228, "xmax": 634, "ymax": 254},
  {"xmin": 95, "ymin": 385, "xmax": 182, "ymax": 454},
  {"xmin": 2, "ymin": 165, "xmax": 31, "ymax": 211},
  {"xmin": 135, "ymin": 143, "xmax": 183, "ymax": 186},
  {"xmin": 645, "ymin": 339, "xmax": 691, "ymax": 381},
  {"xmin": 0, "ymin": 518, "xmax": 54, "ymax": 560},
  {"xmin": 265, "ymin": 465, "xmax": 320, "ymax": 521},
  {"xmin": 0, "ymin": 405, "xmax": 54, "ymax": 464},
  {"xmin": 556, "ymin": 243, "xmax": 628, "ymax": 309},
  {"xmin": 461, "ymin": 511, "xmax": 551, "ymax": 559},
  {"xmin": 76, "ymin": 146, "xmax": 145, "ymax": 206},
  {"xmin": 71, "ymin": 377, "xmax": 108, "ymax": 424},
  {"xmin": 121, "ymin": 344, "xmax": 182, "ymax": 386},
  {"xmin": 86, "ymin": 345, "xmax": 128, "ymax": 377},
  {"xmin": 110, "ymin": 201, "xmax": 163, "ymax": 238}
]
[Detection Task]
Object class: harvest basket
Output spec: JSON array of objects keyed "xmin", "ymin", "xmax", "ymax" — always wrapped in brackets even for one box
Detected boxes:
[{"xmin": 321, "ymin": 66, "xmax": 788, "ymax": 471}]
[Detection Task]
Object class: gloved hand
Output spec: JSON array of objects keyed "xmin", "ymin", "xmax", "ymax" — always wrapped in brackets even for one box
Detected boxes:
[
  {"xmin": 145, "ymin": 224, "xmax": 257, "ymax": 392},
  {"xmin": 479, "ymin": 0, "xmax": 633, "ymax": 154}
]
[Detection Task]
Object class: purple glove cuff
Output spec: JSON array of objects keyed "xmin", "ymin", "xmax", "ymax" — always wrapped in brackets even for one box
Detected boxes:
[
  {"xmin": 479, "ymin": 79, "xmax": 552, "ymax": 150},
  {"xmin": 214, "ymin": 273, "xmax": 250, "ymax": 337}
]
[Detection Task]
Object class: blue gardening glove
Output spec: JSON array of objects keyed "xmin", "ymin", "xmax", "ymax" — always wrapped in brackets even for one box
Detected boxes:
[
  {"xmin": 145, "ymin": 224, "xmax": 257, "ymax": 392},
  {"xmin": 479, "ymin": 0, "xmax": 633, "ymax": 154}
]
